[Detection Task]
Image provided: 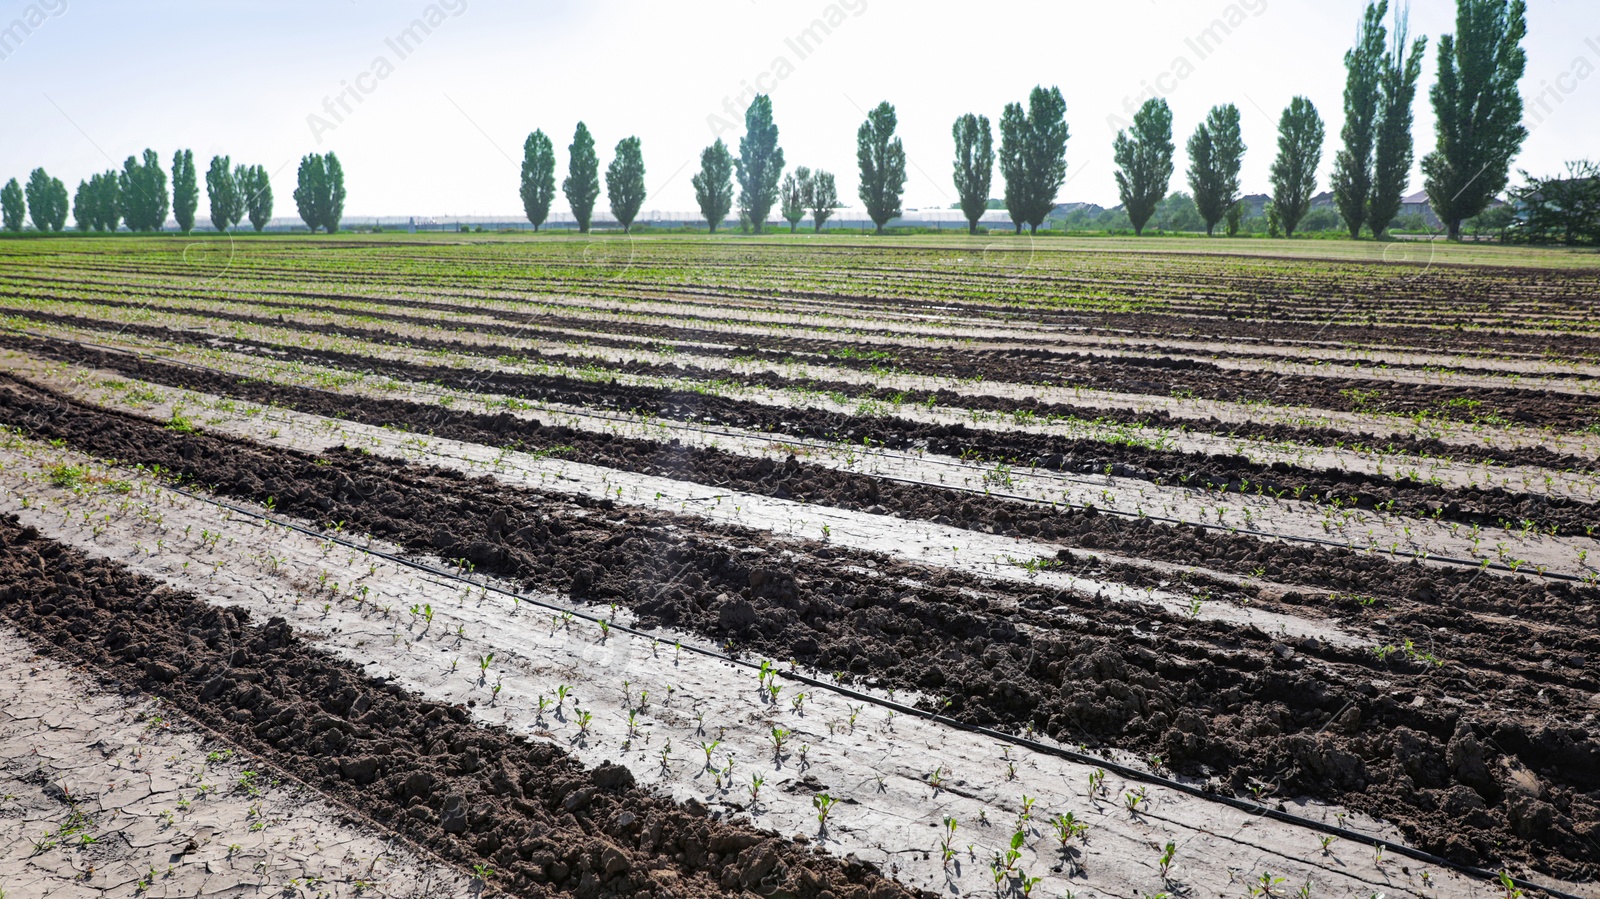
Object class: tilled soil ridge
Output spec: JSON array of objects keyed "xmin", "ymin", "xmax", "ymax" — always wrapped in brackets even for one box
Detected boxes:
[
  {"xmin": 0, "ymin": 514, "xmax": 921, "ymax": 899},
  {"xmin": 1, "ymin": 376, "xmax": 1597, "ymax": 878}
]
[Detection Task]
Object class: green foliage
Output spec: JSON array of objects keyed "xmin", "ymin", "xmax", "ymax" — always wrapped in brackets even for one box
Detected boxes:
[
  {"xmin": 805, "ymin": 169, "xmax": 838, "ymax": 231},
  {"xmin": 205, "ymin": 155, "xmax": 244, "ymax": 233},
  {"xmin": 1331, "ymin": 1, "xmax": 1388, "ymax": 237},
  {"xmin": 119, "ymin": 150, "xmax": 170, "ymax": 232},
  {"xmin": 79, "ymin": 171, "xmax": 122, "ymax": 232},
  {"xmin": 520, "ymin": 129, "xmax": 557, "ymax": 231},
  {"xmin": 72, "ymin": 179, "xmax": 91, "ymax": 231},
  {"xmin": 691, "ymin": 138, "xmax": 734, "ymax": 233},
  {"xmin": 1510, "ymin": 160, "xmax": 1600, "ymax": 245},
  {"xmin": 605, "ymin": 136, "xmax": 646, "ymax": 233},
  {"xmin": 564, "ymin": 122, "xmax": 601, "ymax": 233},
  {"xmin": 952, "ymin": 112, "xmax": 994, "ymax": 235},
  {"xmin": 238, "ymin": 164, "xmax": 273, "ymax": 233},
  {"xmin": 1187, "ymin": 104, "xmax": 1245, "ymax": 235},
  {"xmin": 2, "ymin": 178, "xmax": 25, "ymax": 232},
  {"xmin": 856, "ymin": 101, "xmax": 907, "ymax": 234},
  {"xmin": 735, "ymin": 94, "xmax": 784, "ymax": 233},
  {"xmin": 1371, "ymin": 7, "xmax": 1427, "ymax": 237},
  {"xmin": 293, "ymin": 152, "xmax": 345, "ymax": 233},
  {"xmin": 781, "ymin": 167, "xmax": 808, "ymax": 232},
  {"xmin": 1269, "ymin": 96, "xmax": 1326, "ymax": 237},
  {"xmin": 1423, "ymin": 0, "xmax": 1528, "ymax": 239},
  {"xmin": 1113, "ymin": 98, "xmax": 1175, "ymax": 236},
  {"xmin": 24, "ymin": 168, "xmax": 69, "ymax": 232},
  {"xmin": 171, "ymin": 149, "xmax": 199, "ymax": 234},
  {"xmin": 999, "ymin": 85, "xmax": 1069, "ymax": 234}
]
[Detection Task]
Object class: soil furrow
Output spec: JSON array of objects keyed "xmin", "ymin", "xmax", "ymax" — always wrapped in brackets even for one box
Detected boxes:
[{"xmin": 0, "ymin": 375, "xmax": 1596, "ymax": 878}]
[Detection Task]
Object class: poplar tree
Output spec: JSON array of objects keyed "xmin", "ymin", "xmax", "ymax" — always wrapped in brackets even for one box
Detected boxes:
[
  {"xmin": 692, "ymin": 139, "xmax": 734, "ymax": 233},
  {"xmin": 999, "ymin": 86, "xmax": 1069, "ymax": 234},
  {"xmin": 1370, "ymin": 8, "xmax": 1427, "ymax": 238},
  {"xmin": 206, "ymin": 155, "xmax": 244, "ymax": 233},
  {"xmin": 1113, "ymin": 98, "xmax": 1175, "ymax": 236},
  {"xmin": 1331, "ymin": 1, "xmax": 1388, "ymax": 237},
  {"xmin": 806, "ymin": 170, "xmax": 839, "ymax": 232},
  {"xmin": 520, "ymin": 129, "xmax": 556, "ymax": 231},
  {"xmin": 1, "ymin": 178, "xmax": 23, "ymax": 232},
  {"xmin": 119, "ymin": 150, "xmax": 169, "ymax": 231},
  {"xmin": 1187, "ymin": 105, "xmax": 1246, "ymax": 235},
  {"xmin": 25, "ymin": 168, "xmax": 69, "ymax": 232},
  {"xmin": 605, "ymin": 136, "xmax": 646, "ymax": 233},
  {"xmin": 781, "ymin": 168, "xmax": 809, "ymax": 233},
  {"xmin": 294, "ymin": 153, "xmax": 345, "ymax": 233},
  {"xmin": 240, "ymin": 165, "xmax": 274, "ymax": 233},
  {"xmin": 952, "ymin": 113, "xmax": 994, "ymax": 235},
  {"xmin": 856, "ymin": 101, "xmax": 907, "ymax": 234},
  {"xmin": 1423, "ymin": 0, "xmax": 1527, "ymax": 240},
  {"xmin": 1269, "ymin": 97, "xmax": 1326, "ymax": 237},
  {"xmin": 73, "ymin": 180, "xmax": 92, "ymax": 231},
  {"xmin": 563, "ymin": 122, "xmax": 600, "ymax": 233},
  {"xmin": 735, "ymin": 95, "xmax": 784, "ymax": 233},
  {"xmin": 172, "ymin": 149, "xmax": 199, "ymax": 234}
]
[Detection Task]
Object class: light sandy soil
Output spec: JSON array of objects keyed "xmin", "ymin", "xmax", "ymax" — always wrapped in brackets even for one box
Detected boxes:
[
  {"xmin": 0, "ymin": 628, "xmax": 472, "ymax": 899},
  {"xmin": 9, "ymin": 347, "xmax": 1591, "ymax": 588},
  {"xmin": 0, "ymin": 434, "xmax": 1491, "ymax": 899},
  {"xmin": 17, "ymin": 295, "xmax": 1600, "ymax": 467},
  {"xmin": 14, "ymin": 319, "xmax": 1600, "ymax": 507}
]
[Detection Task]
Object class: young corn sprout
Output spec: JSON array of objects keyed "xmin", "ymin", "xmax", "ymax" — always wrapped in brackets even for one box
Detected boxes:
[{"xmin": 813, "ymin": 792, "xmax": 837, "ymax": 828}]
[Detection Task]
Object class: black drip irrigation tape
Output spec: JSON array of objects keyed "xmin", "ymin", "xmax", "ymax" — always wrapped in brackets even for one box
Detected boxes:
[
  {"xmin": 10, "ymin": 326, "xmax": 1593, "ymax": 586},
  {"xmin": 122, "ymin": 477, "xmax": 1581, "ymax": 899}
]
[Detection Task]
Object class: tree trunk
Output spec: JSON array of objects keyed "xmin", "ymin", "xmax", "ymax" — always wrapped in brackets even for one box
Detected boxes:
[
  {"xmin": 874, "ymin": 223, "xmax": 884, "ymax": 235},
  {"xmin": 1014, "ymin": 222, "xmax": 1022, "ymax": 234},
  {"xmin": 790, "ymin": 221, "xmax": 798, "ymax": 233},
  {"xmin": 1134, "ymin": 223, "xmax": 1144, "ymax": 237},
  {"xmin": 967, "ymin": 220, "xmax": 978, "ymax": 236},
  {"xmin": 1028, "ymin": 223, "xmax": 1037, "ymax": 235},
  {"xmin": 708, "ymin": 222, "xmax": 717, "ymax": 234},
  {"xmin": 1446, "ymin": 219, "xmax": 1461, "ymax": 241}
]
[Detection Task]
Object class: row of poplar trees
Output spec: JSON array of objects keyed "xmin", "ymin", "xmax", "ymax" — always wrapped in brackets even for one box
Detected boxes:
[
  {"xmin": 515, "ymin": 0, "xmax": 1524, "ymax": 241},
  {"xmin": 1108, "ymin": 0, "xmax": 1525, "ymax": 240},
  {"xmin": 1, "ymin": 150, "xmax": 275, "ymax": 235}
]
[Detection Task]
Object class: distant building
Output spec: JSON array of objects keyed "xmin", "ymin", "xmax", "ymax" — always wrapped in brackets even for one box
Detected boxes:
[{"xmin": 1399, "ymin": 190, "xmax": 1441, "ymax": 227}]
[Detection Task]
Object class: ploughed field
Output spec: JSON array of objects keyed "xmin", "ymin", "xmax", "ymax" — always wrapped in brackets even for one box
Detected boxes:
[{"xmin": 1, "ymin": 234, "xmax": 1598, "ymax": 898}]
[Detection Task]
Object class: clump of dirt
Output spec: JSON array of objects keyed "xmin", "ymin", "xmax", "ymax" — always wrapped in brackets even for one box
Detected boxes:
[{"xmin": 0, "ymin": 514, "xmax": 921, "ymax": 899}]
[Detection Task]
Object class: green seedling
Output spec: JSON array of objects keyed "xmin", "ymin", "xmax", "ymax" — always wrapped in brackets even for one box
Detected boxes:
[
  {"xmin": 575, "ymin": 709, "xmax": 593, "ymax": 735},
  {"xmin": 770, "ymin": 726, "xmax": 790, "ymax": 758},
  {"xmin": 813, "ymin": 791, "xmax": 837, "ymax": 827},
  {"xmin": 1158, "ymin": 840, "xmax": 1176, "ymax": 878},
  {"xmin": 700, "ymin": 740, "xmax": 722, "ymax": 769},
  {"xmin": 749, "ymin": 774, "xmax": 765, "ymax": 803}
]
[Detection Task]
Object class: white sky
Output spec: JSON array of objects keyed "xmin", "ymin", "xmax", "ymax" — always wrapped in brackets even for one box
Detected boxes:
[{"xmin": 2, "ymin": 0, "xmax": 1597, "ymax": 218}]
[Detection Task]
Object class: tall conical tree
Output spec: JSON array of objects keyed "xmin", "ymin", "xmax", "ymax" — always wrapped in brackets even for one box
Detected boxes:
[
  {"xmin": 857, "ymin": 101, "xmax": 907, "ymax": 235},
  {"xmin": 999, "ymin": 86, "xmax": 1070, "ymax": 234},
  {"xmin": 691, "ymin": 139, "xmax": 734, "ymax": 233},
  {"xmin": 520, "ymin": 129, "xmax": 557, "ymax": 231},
  {"xmin": 1423, "ymin": 0, "xmax": 1527, "ymax": 240},
  {"xmin": 119, "ymin": 150, "xmax": 169, "ymax": 232},
  {"xmin": 1269, "ymin": 97, "xmax": 1326, "ymax": 237},
  {"xmin": 324, "ymin": 153, "xmax": 346, "ymax": 234},
  {"xmin": 25, "ymin": 168, "xmax": 69, "ymax": 232},
  {"xmin": 952, "ymin": 113, "xmax": 994, "ymax": 236},
  {"xmin": 172, "ymin": 149, "xmax": 199, "ymax": 234},
  {"xmin": 89, "ymin": 171, "xmax": 121, "ymax": 232},
  {"xmin": 605, "ymin": 136, "xmax": 646, "ymax": 234},
  {"xmin": 563, "ymin": 122, "xmax": 600, "ymax": 233},
  {"xmin": 781, "ymin": 168, "xmax": 809, "ymax": 233},
  {"xmin": 1370, "ymin": 8, "xmax": 1427, "ymax": 238},
  {"xmin": 1331, "ymin": 1, "xmax": 1389, "ymax": 238},
  {"xmin": 240, "ymin": 165, "xmax": 273, "ymax": 233},
  {"xmin": 1187, "ymin": 105, "xmax": 1246, "ymax": 235},
  {"xmin": 293, "ymin": 153, "xmax": 343, "ymax": 233},
  {"xmin": 1113, "ymin": 98, "xmax": 1175, "ymax": 236},
  {"xmin": 206, "ymin": 155, "xmax": 244, "ymax": 233},
  {"xmin": 806, "ymin": 170, "xmax": 839, "ymax": 232},
  {"xmin": 1, "ymin": 179, "xmax": 23, "ymax": 232},
  {"xmin": 73, "ymin": 180, "xmax": 92, "ymax": 231},
  {"xmin": 735, "ymin": 95, "xmax": 784, "ymax": 234}
]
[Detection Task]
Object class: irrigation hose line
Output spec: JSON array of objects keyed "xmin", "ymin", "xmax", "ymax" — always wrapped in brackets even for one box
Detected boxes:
[
  {"xmin": 114, "ymin": 478, "xmax": 1575, "ymax": 899},
  {"xmin": 13, "ymin": 327, "xmax": 1594, "ymax": 586}
]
